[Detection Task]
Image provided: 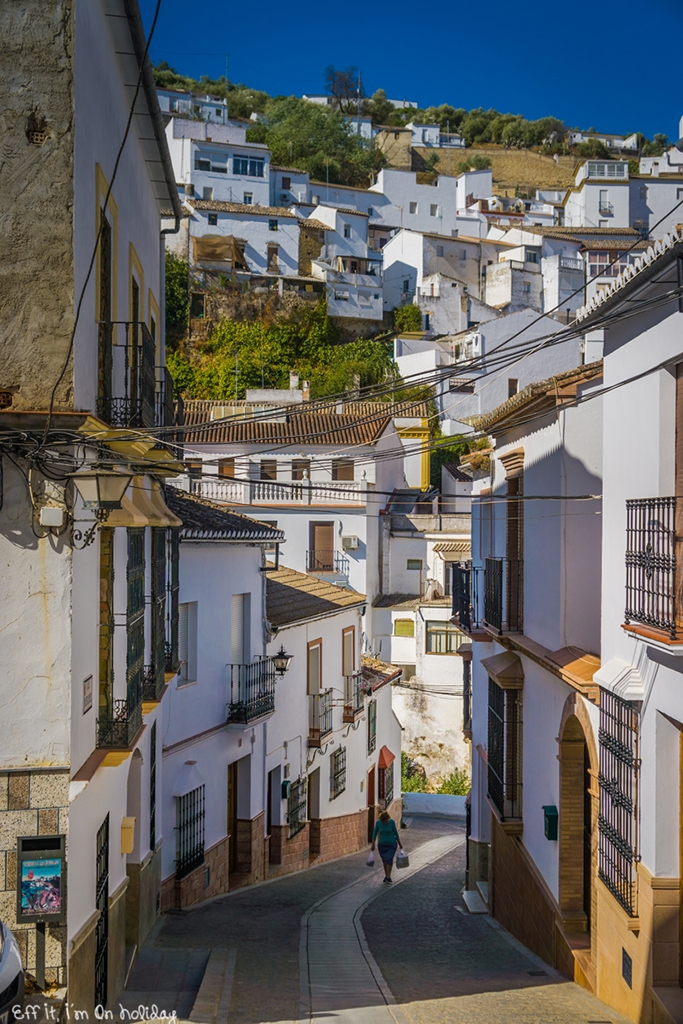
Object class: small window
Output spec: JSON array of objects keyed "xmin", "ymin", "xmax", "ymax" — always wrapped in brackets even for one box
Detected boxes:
[
  {"xmin": 267, "ymin": 244, "xmax": 279, "ymax": 272},
  {"xmin": 269, "ymin": 219, "xmax": 278, "ymax": 231},
  {"xmin": 406, "ymin": 558, "xmax": 422, "ymax": 571},
  {"xmin": 599, "ymin": 220, "xmax": 608, "ymax": 228},
  {"xmin": 508, "ymin": 379, "xmax": 518, "ymax": 398},
  {"xmin": 332, "ymin": 459, "xmax": 354, "ymax": 481},
  {"xmin": 409, "ymin": 202, "xmax": 417, "ymax": 215},
  {"xmin": 218, "ymin": 458, "xmax": 234, "ymax": 479},
  {"xmin": 249, "ymin": 158, "xmax": 265, "ymax": 177},
  {"xmin": 292, "ymin": 459, "xmax": 310, "ymax": 481},
  {"xmin": 208, "ymin": 213, "xmax": 218, "ymax": 226},
  {"xmin": 233, "ymin": 156, "xmax": 248, "ymax": 175},
  {"xmin": 243, "ymin": 192, "xmax": 253, "ymax": 205},
  {"xmin": 436, "ymin": 245, "xmax": 444, "ymax": 257},
  {"xmin": 178, "ymin": 601, "xmax": 198, "ymax": 682},
  {"xmin": 402, "ymin": 279, "xmax": 410, "ymax": 293},
  {"xmin": 282, "ymin": 176, "xmax": 291, "ymax": 190},
  {"xmin": 368, "ymin": 207, "xmax": 374, "ymax": 216},
  {"xmin": 460, "ymin": 249, "xmax": 467, "ymax": 260},
  {"xmin": 202, "ymin": 187, "xmax": 213, "ymax": 201},
  {"xmin": 186, "ymin": 461, "xmax": 202, "ymax": 479},
  {"xmin": 523, "ymin": 282, "xmax": 531, "ymax": 294},
  {"xmin": 343, "ymin": 224, "xmax": 351, "ymax": 238},
  {"xmin": 394, "ymin": 619, "xmax": 415, "ymax": 637},
  {"xmin": 342, "ymin": 626, "xmax": 355, "ymax": 677},
  {"xmin": 260, "ymin": 460, "xmax": 277, "ymax": 480},
  {"xmin": 430, "ymin": 204, "xmax": 438, "ymax": 217},
  {"xmin": 426, "ymin": 620, "xmax": 464, "ymax": 654}
]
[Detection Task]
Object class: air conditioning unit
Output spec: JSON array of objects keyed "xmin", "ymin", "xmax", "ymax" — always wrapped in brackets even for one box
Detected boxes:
[
  {"xmin": 341, "ymin": 535, "xmax": 359, "ymax": 551},
  {"xmin": 280, "ymin": 193, "xmax": 289, "ymax": 202}
]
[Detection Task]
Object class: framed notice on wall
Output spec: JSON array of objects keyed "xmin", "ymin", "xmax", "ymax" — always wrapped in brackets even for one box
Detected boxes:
[
  {"xmin": 83, "ymin": 674, "xmax": 93, "ymax": 714},
  {"xmin": 16, "ymin": 835, "xmax": 66, "ymax": 924}
]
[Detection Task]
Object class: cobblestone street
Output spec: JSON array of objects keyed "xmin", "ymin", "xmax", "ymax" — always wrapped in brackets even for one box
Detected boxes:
[{"xmin": 122, "ymin": 817, "xmax": 630, "ymax": 1024}]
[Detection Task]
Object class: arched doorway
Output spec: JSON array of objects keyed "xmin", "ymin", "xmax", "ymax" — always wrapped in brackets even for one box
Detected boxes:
[{"xmin": 558, "ymin": 708, "xmax": 597, "ymax": 943}]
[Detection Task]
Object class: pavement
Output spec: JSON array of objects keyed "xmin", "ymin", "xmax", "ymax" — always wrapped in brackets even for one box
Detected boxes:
[{"xmin": 120, "ymin": 816, "xmax": 631, "ymax": 1024}]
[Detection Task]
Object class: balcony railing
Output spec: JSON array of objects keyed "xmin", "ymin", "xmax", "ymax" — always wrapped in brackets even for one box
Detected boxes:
[
  {"xmin": 343, "ymin": 672, "xmax": 365, "ymax": 722},
  {"xmin": 625, "ymin": 497, "xmax": 678, "ymax": 638},
  {"xmin": 598, "ymin": 202, "xmax": 614, "ymax": 215},
  {"xmin": 451, "ymin": 562, "xmax": 484, "ymax": 633},
  {"xmin": 190, "ymin": 477, "xmax": 367, "ymax": 506},
  {"xmin": 462, "ymin": 659, "xmax": 472, "ymax": 735},
  {"xmin": 559, "ymin": 256, "xmax": 584, "ymax": 272},
  {"xmin": 97, "ymin": 321, "xmax": 157, "ymax": 428},
  {"xmin": 309, "ymin": 689, "xmax": 334, "ymax": 746},
  {"xmin": 484, "ymin": 557, "xmax": 523, "ymax": 634},
  {"xmin": 143, "ymin": 663, "xmax": 165, "ymax": 703},
  {"xmin": 306, "ymin": 550, "xmax": 350, "ymax": 575},
  {"xmin": 226, "ymin": 658, "xmax": 277, "ymax": 723},
  {"xmin": 97, "ymin": 688, "xmax": 143, "ymax": 749}
]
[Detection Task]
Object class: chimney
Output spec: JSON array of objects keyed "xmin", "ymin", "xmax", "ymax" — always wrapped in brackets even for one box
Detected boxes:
[
  {"xmin": 302, "ymin": 380, "xmax": 310, "ymax": 402},
  {"xmin": 289, "ymin": 371, "xmax": 300, "ymax": 389}
]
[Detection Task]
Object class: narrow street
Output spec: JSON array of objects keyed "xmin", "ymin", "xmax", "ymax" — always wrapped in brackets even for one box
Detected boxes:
[{"xmin": 121, "ymin": 818, "xmax": 630, "ymax": 1024}]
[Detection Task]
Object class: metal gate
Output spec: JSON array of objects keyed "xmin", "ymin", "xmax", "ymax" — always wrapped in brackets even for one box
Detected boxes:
[{"xmin": 95, "ymin": 815, "xmax": 109, "ymax": 1009}]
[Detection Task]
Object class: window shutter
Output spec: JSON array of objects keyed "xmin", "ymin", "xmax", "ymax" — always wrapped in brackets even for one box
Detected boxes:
[
  {"xmin": 179, "ymin": 603, "xmax": 189, "ymax": 678},
  {"xmin": 394, "ymin": 619, "xmax": 415, "ymax": 638},
  {"xmin": 231, "ymin": 594, "xmax": 244, "ymax": 665},
  {"xmin": 308, "ymin": 643, "xmax": 321, "ymax": 694},
  {"xmin": 342, "ymin": 629, "xmax": 355, "ymax": 676}
]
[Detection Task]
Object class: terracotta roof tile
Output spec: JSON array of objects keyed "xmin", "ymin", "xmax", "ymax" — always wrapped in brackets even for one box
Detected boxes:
[
  {"xmin": 166, "ymin": 487, "xmax": 285, "ymax": 541},
  {"xmin": 180, "ymin": 402, "xmax": 392, "ymax": 446},
  {"xmin": 267, "ymin": 565, "xmax": 365, "ymax": 627},
  {"xmin": 189, "ymin": 199, "xmax": 299, "ymax": 219}
]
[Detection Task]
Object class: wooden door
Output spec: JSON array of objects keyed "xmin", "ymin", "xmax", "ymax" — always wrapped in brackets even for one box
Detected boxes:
[
  {"xmin": 310, "ymin": 523, "xmax": 334, "ymax": 570},
  {"xmin": 228, "ymin": 761, "xmax": 237, "ymax": 874}
]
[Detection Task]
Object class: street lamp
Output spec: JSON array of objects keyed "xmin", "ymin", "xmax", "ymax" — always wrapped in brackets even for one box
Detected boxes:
[
  {"xmin": 272, "ymin": 644, "xmax": 293, "ymax": 676},
  {"xmin": 70, "ymin": 467, "xmax": 133, "ymax": 521}
]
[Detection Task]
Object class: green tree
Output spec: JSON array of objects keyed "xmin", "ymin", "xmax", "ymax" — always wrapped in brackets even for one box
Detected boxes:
[
  {"xmin": 365, "ymin": 88, "xmax": 396, "ymax": 126},
  {"xmin": 165, "ymin": 250, "xmax": 189, "ymax": 348},
  {"xmin": 393, "ymin": 305, "xmax": 422, "ymax": 332},
  {"xmin": 642, "ymin": 133, "xmax": 669, "ymax": 157},
  {"xmin": 401, "ymin": 753, "xmax": 427, "ymax": 793},
  {"xmin": 437, "ymin": 767, "xmax": 470, "ymax": 795},
  {"xmin": 456, "ymin": 154, "xmax": 491, "ymax": 173},
  {"xmin": 575, "ymin": 138, "xmax": 610, "ymax": 158}
]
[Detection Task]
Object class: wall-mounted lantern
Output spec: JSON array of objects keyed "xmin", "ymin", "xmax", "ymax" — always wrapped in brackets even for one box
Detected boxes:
[{"xmin": 273, "ymin": 644, "xmax": 293, "ymax": 676}]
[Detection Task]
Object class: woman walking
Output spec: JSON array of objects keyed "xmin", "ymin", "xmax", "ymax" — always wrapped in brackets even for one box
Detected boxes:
[{"xmin": 370, "ymin": 810, "xmax": 403, "ymax": 883}]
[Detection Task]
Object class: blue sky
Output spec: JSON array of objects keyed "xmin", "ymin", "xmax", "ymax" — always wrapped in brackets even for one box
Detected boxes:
[{"xmin": 140, "ymin": 0, "xmax": 682, "ymax": 141}]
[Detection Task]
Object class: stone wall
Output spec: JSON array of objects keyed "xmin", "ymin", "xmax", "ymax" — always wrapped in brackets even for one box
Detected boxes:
[
  {"xmin": 0, "ymin": 0, "xmax": 75, "ymax": 410},
  {"xmin": 298, "ymin": 224, "xmax": 325, "ymax": 276},
  {"xmin": 0, "ymin": 769, "xmax": 69, "ymax": 984},
  {"xmin": 235, "ymin": 813, "xmax": 265, "ymax": 883},
  {"xmin": 160, "ymin": 833, "xmax": 231, "ymax": 911}
]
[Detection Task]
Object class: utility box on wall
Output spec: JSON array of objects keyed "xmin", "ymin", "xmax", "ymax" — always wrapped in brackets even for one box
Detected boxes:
[{"xmin": 542, "ymin": 805, "xmax": 558, "ymax": 841}]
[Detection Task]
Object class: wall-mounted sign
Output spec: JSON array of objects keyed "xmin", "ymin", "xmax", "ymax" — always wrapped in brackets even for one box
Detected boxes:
[
  {"xmin": 83, "ymin": 674, "xmax": 93, "ymax": 714},
  {"xmin": 16, "ymin": 835, "xmax": 66, "ymax": 923}
]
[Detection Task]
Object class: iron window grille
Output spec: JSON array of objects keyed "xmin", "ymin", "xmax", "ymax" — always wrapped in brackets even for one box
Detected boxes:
[
  {"xmin": 144, "ymin": 528, "xmax": 166, "ymax": 701},
  {"xmin": 176, "ymin": 785, "xmax": 205, "ymax": 879},
  {"xmin": 451, "ymin": 561, "xmax": 483, "ymax": 633},
  {"xmin": 379, "ymin": 762, "xmax": 394, "ymax": 807},
  {"xmin": 343, "ymin": 671, "xmax": 364, "ymax": 718},
  {"xmin": 425, "ymin": 620, "xmax": 465, "ymax": 654},
  {"xmin": 331, "ymin": 746, "xmax": 347, "ymax": 799},
  {"xmin": 462, "ymin": 658, "xmax": 472, "ymax": 734},
  {"xmin": 487, "ymin": 678, "xmax": 522, "ymax": 820},
  {"xmin": 95, "ymin": 815, "xmax": 109, "ymax": 1010},
  {"xmin": 149, "ymin": 720, "xmax": 157, "ymax": 851},
  {"xmin": 288, "ymin": 778, "xmax": 307, "ymax": 838},
  {"xmin": 598, "ymin": 688, "xmax": 639, "ymax": 916},
  {"xmin": 367, "ymin": 700, "xmax": 377, "ymax": 754},
  {"xmin": 165, "ymin": 528, "xmax": 180, "ymax": 672},
  {"xmin": 624, "ymin": 497, "xmax": 677, "ymax": 638},
  {"xmin": 96, "ymin": 321, "xmax": 156, "ymax": 428},
  {"xmin": 227, "ymin": 658, "xmax": 277, "ymax": 723}
]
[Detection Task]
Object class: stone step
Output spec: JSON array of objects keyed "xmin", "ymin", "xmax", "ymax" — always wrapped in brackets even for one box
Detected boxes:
[
  {"xmin": 189, "ymin": 947, "xmax": 236, "ymax": 1024},
  {"xmin": 462, "ymin": 889, "xmax": 488, "ymax": 914},
  {"xmin": 476, "ymin": 881, "xmax": 489, "ymax": 907}
]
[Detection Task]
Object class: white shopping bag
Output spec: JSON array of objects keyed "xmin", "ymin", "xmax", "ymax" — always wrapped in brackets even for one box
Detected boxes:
[
  {"xmin": 396, "ymin": 849, "xmax": 409, "ymax": 869},
  {"xmin": 366, "ymin": 850, "xmax": 375, "ymax": 866}
]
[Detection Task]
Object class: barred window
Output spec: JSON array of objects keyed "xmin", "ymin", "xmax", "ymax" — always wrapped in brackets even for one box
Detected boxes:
[
  {"xmin": 487, "ymin": 678, "xmax": 522, "ymax": 820},
  {"xmin": 288, "ymin": 778, "xmax": 307, "ymax": 838},
  {"xmin": 126, "ymin": 528, "xmax": 145, "ymax": 710},
  {"xmin": 379, "ymin": 762, "xmax": 394, "ymax": 806},
  {"xmin": 426, "ymin": 620, "xmax": 465, "ymax": 654},
  {"xmin": 599, "ymin": 688, "xmax": 639, "ymax": 915},
  {"xmin": 166, "ymin": 528, "xmax": 180, "ymax": 672},
  {"xmin": 367, "ymin": 700, "xmax": 377, "ymax": 754},
  {"xmin": 331, "ymin": 747, "xmax": 346, "ymax": 799},
  {"xmin": 176, "ymin": 785, "xmax": 205, "ymax": 879},
  {"xmin": 148, "ymin": 528, "xmax": 166, "ymax": 697}
]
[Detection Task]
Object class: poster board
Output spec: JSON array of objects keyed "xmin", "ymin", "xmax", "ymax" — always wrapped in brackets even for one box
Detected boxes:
[{"xmin": 16, "ymin": 835, "xmax": 66, "ymax": 924}]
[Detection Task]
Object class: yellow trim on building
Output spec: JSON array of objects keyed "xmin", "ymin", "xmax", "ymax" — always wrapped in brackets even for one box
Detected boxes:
[{"xmin": 397, "ymin": 420, "xmax": 431, "ymax": 490}]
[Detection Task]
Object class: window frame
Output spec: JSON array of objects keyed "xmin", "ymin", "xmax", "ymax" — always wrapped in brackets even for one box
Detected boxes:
[
  {"xmin": 393, "ymin": 618, "xmax": 415, "ymax": 638},
  {"xmin": 425, "ymin": 619, "xmax": 465, "ymax": 654},
  {"xmin": 307, "ymin": 639, "xmax": 322, "ymax": 694},
  {"xmin": 332, "ymin": 459, "xmax": 354, "ymax": 482},
  {"xmin": 342, "ymin": 626, "xmax": 356, "ymax": 677},
  {"xmin": 331, "ymin": 746, "xmax": 347, "ymax": 799}
]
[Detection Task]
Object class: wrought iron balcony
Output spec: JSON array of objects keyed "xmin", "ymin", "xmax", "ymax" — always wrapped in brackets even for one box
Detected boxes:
[
  {"xmin": 598, "ymin": 201, "xmax": 614, "ymax": 216},
  {"xmin": 462, "ymin": 658, "xmax": 472, "ymax": 736},
  {"xmin": 306, "ymin": 549, "xmax": 350, "ymax": 575},
  {"xmin": 451, "ymin": 561, "xmax": 484, "ymax": 634},
  {"xmin": 97, "ymin": 689, "xmax": 143, "ymax": 750},
  {"xmin": 227, "ymin": 658, "xmax": 277, "ymax": 723},
  {"xmin": 625, "ymin": 497, "xmax": 678, "ymax": 638},
  {"xmin": 343, "ymin": 672, "xmax": 365, "ymax": 722},
  {"xmin": 96, "ymin": 320, "xmax": 157, "ymax": 429},
  {"xmin": 484, "ymin": 557, "xmax": 523, "ymax": 634},
  {"xmin": 143, "ymin": 662, "xmax": 166, "ymax": 703},
  {"xmin": 309, "ymin": 689, "xmax": 334, "ymax": 747}
]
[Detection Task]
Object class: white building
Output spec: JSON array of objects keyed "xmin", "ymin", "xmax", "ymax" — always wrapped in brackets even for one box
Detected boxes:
[
  {"xmin": 165, "ymin": 117, "xmax": 271, "ymax": 207},
  {"xmin": 407, "ymin": 122, "xmax": 465, "ymax": 148},
  {"xmin": 157, "ymin": 88, "xmax": 230, "ymax": 125},
  {"xmin": 270, "ymin": 165, "xmax": 311, "ymax": 206},
  {"xmin": 565, "ymin": 161, "xmax": 631, "ymax": 230},
  {"xmin": 0, "ymin": 0, "xmax": 183, "ymax": 1011},
  {"xmin": 307, "ymin": 206, "xmax": 384, "ymax": 321},
  {"xmin": 567, "ymin": 130, "xmax": 639, "ymax": 152},
  {"xmin": 456, "ymin": 359, "xmax": 604, "ymax": 984}
]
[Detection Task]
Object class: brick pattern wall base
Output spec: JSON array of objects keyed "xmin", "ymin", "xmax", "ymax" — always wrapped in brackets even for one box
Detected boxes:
[{"xmin": 160, "ymin": 833, "xmax": 231, "ymax": 911}]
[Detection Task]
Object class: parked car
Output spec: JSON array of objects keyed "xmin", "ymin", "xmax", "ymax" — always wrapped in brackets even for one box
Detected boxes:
[{"xmin": 0, "ymin": 921, "xmax": 23, "ymax": 1024}]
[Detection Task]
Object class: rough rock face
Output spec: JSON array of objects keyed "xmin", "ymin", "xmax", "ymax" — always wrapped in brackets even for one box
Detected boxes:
[{"xmin": 0, "ymin": 1, "xmax": 75, "ymax": 411}]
